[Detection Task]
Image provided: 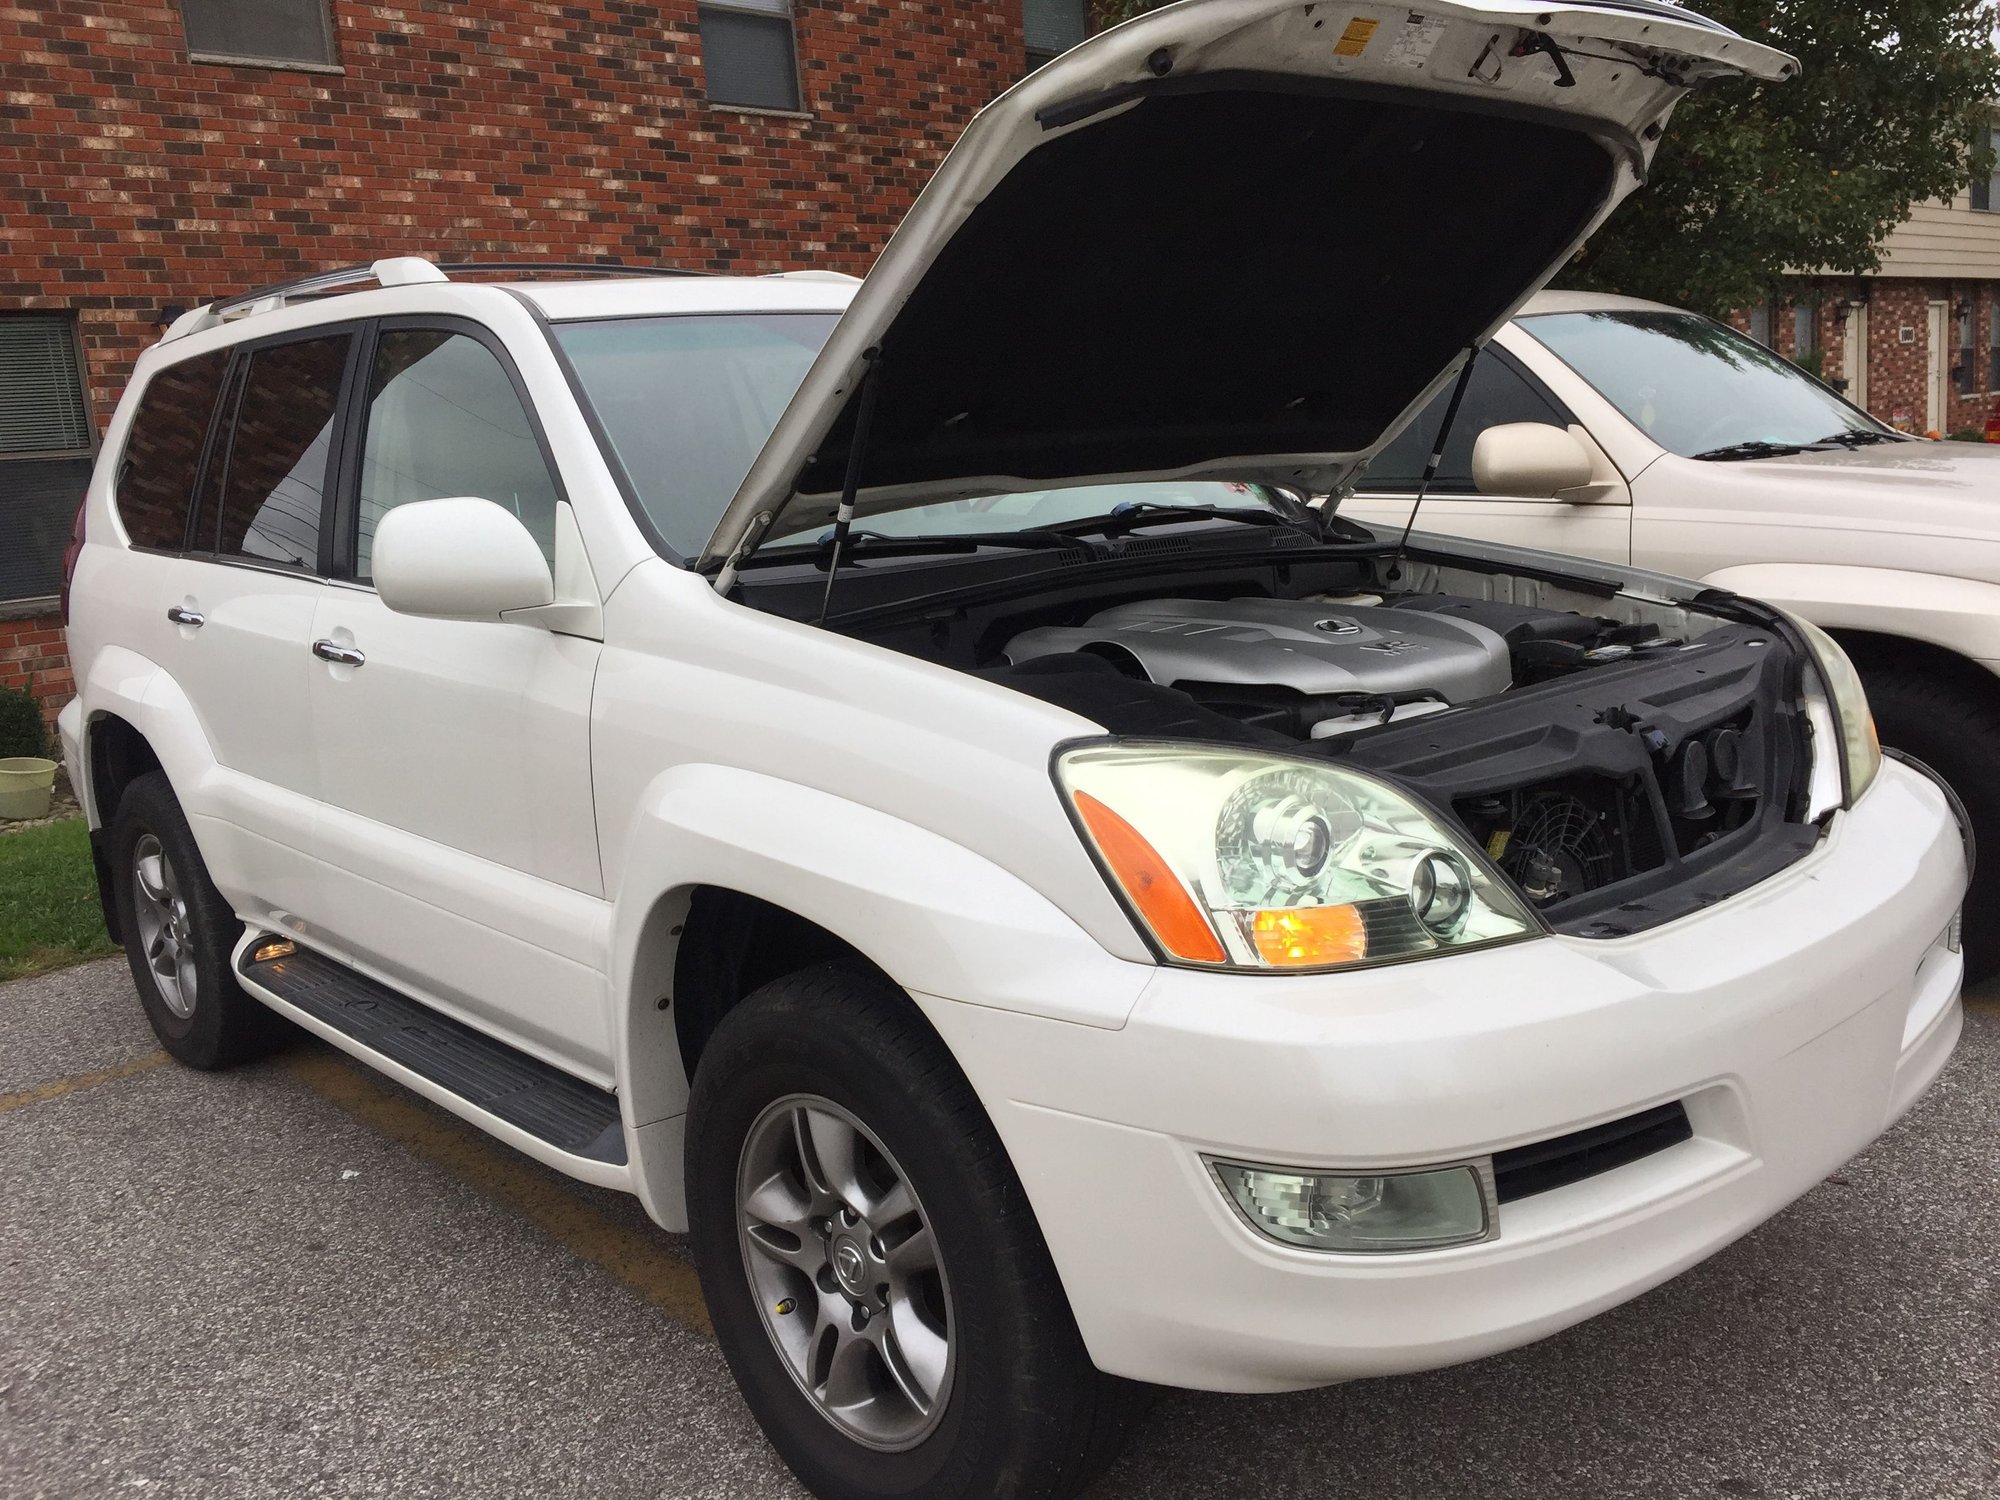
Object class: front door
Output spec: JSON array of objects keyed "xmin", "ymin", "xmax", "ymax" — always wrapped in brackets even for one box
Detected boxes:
[
  {"xmin": 1927, "ymin": 300, "xmax": 1950, "ymax": 434},
  {"xmin": 1338, "ymin": 348, "xmax": 1632, "ymax": 564},
  {"xmin": 305, "ymin": 320, "xmax": 611, "ymax": 1078}
]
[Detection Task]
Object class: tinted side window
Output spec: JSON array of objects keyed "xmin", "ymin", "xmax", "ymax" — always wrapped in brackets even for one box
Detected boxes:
[
  {"xmin": 117, "ymin": 350, "xmax": 229, "ymax": 550},
  {"xmin": 355, "ymin": 329, "xmax": 560, "ymax": 579},
  {"xmin": 1358, "ymin": 353, "xmax": 1571, "ymax": 493},
  {"xmin": 210, "ymin": 334, "xmax": 348, "ymax": 569}
]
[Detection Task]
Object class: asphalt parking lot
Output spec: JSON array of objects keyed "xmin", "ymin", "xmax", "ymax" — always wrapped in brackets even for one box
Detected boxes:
[{"xmin": 3, "ymin": 959, "xmax": 1997, "ymax": 1500}]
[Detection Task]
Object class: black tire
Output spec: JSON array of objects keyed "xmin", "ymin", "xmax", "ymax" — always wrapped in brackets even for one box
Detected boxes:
[
  {"xmin": 109, "ymin": 771, "xmax": 280, "ymax": 1069},
  {"xmin": 1859, "ymin": 667, "xmax": 1999, "ymax": 980},
  {"xmin": 686, "ymin": 963, "xmax": 1144, "ymax": 1500}
]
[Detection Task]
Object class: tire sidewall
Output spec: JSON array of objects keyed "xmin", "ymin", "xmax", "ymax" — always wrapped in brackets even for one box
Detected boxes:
[
  {"xmin": 109, "ymin": 774, "xmax": 242, "ymax": 1067},
  {"xmin": 686, "ymin": 978, "xmax": 1055, "ymax": 1500}
]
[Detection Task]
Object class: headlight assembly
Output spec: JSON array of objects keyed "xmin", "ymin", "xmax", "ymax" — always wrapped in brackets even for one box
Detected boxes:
[
  {"xmin": 1784, "ymin": 612, "xmax": 1881, "ymax": 815},
  {"xmin": 1057, "ymin": 743, "xmax": 1542, "ymax": 972}
]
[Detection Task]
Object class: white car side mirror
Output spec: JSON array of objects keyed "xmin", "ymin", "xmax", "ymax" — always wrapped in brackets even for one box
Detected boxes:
[
  {"xmin": 372, "ymin": 497, "xmax": 555, "ymax": 622},
  {"xmin": 1471, "ymin": 423, "xmax": 1596, "ymax": 499}
]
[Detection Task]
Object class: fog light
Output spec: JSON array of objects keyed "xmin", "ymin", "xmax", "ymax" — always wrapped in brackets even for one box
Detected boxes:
[
  {"xmin": 1210, "ymin": 1158, "xmax": 1494, "ymax": 1253},
  {"xmin": 1945, "ymin": 909, "xmax": 1963, "ymax": 954}
]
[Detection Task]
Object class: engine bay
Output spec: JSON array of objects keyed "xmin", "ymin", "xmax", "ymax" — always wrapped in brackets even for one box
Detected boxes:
[
  {"xmin": 982, "ymin": 587, "xmax": 1819, "ymax": 936},
  {"xmin": 740, "ymin": 541, "xmax": 1826, "ymax": 937}
]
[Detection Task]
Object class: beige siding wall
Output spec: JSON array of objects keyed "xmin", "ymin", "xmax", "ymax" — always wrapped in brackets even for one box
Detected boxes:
[{"xmin": 1875, "ymin": 190, "xmax": 2000, "ymax": 278}]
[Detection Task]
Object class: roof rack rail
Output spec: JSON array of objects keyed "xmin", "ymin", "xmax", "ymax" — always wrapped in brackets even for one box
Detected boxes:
[{"xmin": 163, "ymin": 256, "xmax": 716, "ymax": 342}]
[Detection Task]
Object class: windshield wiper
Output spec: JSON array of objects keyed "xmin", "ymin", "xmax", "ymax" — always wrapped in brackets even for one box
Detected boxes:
[
  {"xmin": 1810, "ymin": 429, "xmax": 1901, "ymax": 448},
  {"xmin": 744, "ymin": 528, "xmax": 1102, "ymax": 570},
  {"xmin": 1055, "ymin": 501, "xmax": 1325, "ymax": 543},
  {"xmin": 1690, "ymin": 439, "xmax": 1830, "ymax": 462}
]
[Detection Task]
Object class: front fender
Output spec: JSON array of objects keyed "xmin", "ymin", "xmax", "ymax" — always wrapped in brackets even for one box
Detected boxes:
[
  {"xmin": 1699, "ymin": 563, "xmax": 2000, "ymax": 670},
  {"xmin": 608, "ymin": 764, "xmax": 1155, "ymax": 1228}
]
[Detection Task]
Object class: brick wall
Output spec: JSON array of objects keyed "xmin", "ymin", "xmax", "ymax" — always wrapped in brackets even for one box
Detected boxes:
[
  {"xmin": 2, "ymin": 1, "xmax": 1039, "ymax": 733},
  {"xmin": 1747, "ymin": 278, "xmax": 2000, "ymax": 437},
  {"xmin": 0, "ymin": 610, "xmax": 72, "ymax": 735},
  {"xmin": 1, "ymin": 0, "xmax": 1029, "ymax": 424}
]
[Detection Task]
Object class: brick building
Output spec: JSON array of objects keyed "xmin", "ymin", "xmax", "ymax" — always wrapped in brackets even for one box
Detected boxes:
[
  {"xmin": 1737, "ymin": 115, "xmax": 2000, "ymax": 440},
  {"xmin": 0, "ymin": 0, "xmax": 1089, "ymax": 730}
]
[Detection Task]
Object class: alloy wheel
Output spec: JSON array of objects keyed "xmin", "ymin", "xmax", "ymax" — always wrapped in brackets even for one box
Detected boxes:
[
  {"xmin": 131, "ymin": 832, "xmax": 197, "ymax": 1019},
  {"xmin": 735, "ymin": 1093, "xmax": 955, "ymax": 1451}
]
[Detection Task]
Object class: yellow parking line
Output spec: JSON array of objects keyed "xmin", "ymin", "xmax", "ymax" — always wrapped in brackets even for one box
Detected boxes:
[
  {"xmin": 0, "ymin": 1051, "xmax": 170, "ymax": 1116},
  {"xmin": 279, "ymin": 1049, "xmax": 715, "ymax": 1339}
]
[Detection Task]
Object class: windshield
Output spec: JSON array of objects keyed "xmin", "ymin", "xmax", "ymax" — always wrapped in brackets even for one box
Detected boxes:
[
  {"xmin": 553, "ymin": 312, "xmax": 839, "ymax": 558},
  {"xmin": 768, "ymin": 480, "xmax": 1282, "ymax": 544},
  {"xmin": 1521, "ymin": 310, "xmax": 1892, "ymax": 458}
]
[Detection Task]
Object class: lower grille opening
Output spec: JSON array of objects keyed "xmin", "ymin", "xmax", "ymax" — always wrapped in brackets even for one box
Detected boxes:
[{"xmin": 1493, "ymin": 1101, "xmax": 1693, "ymax": 1204}]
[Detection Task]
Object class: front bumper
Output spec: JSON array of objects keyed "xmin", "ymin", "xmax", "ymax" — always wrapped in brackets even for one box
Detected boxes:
[{"xmin": 916, "ymin": 758, "xmax": 1965, "ymax": 1391}]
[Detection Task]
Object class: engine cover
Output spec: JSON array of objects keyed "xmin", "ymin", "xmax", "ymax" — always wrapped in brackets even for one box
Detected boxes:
[{"xmin": 1004, "ymin": 598, "xmax": 1512, "ymax": 702}]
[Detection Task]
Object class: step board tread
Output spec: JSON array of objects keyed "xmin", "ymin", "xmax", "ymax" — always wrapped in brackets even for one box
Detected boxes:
[{"xmin": 243, "ymin": 946, "xmax": 626, "ymax": 1165}]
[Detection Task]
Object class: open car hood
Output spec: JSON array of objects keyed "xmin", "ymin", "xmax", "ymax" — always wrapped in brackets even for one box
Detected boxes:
[{"xmin": 700, "ymin": 0, "xmax": 1793, "ymax": 571}]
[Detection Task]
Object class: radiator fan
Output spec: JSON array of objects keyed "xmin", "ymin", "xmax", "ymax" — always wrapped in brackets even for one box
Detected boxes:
[{"xmin": 1498, "ymin": 792, "xmax": 1616, "ymax": 905}]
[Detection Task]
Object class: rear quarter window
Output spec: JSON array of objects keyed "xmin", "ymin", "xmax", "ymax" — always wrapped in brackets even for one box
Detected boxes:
[{"xmin": 115, "ymin": 350, "xmax": 230, "ymax": 550}]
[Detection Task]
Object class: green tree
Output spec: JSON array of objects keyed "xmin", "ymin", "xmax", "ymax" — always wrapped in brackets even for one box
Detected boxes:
[{"xmin": 1087, "ymin": 2, "xmax": 2000, "ymax": 316}]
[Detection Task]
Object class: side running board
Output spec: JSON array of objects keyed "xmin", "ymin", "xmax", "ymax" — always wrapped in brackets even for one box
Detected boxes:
[{"xmin": 240, "ymin": 942, "xmax": 627, "ymax": 1166}]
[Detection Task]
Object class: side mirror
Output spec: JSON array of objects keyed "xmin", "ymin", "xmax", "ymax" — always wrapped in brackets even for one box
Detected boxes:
[
  {"xmin": 372, "ymin": 497, "xmax": 555, "ymax": 621},
  {"xmin": 1470, "ymin": 423, "xmax": 1596, "ymax": 499}
]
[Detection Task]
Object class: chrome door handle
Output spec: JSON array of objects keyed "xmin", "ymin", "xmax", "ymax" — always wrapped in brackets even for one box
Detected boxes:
[
  {"xmin": 166, "ymin": 606, "xmax": 205, "ymax": 627},
  {"xmin": 312, "ymin": 639, "xmax": 366, "ymax": 668}
]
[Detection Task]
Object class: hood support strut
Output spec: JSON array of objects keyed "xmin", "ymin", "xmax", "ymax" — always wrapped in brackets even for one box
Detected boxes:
[{"xmin": 816, "ymin": 346, "xmax": 886, "ymax": 624}]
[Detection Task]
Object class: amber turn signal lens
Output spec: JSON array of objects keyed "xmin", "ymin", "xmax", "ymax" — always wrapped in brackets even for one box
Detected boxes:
[
  {"xmin": 1248, "ymin": 906, "xmax": 1367, "ymax": 967},
  {"xmin": 1073, "ymin": 791, "xmax": 1227, "ymax": 963}
]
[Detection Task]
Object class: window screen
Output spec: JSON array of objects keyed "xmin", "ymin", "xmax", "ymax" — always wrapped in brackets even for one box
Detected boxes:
[
  {"xmin": 1356, "ymin": 353, "xmax": 1572, "ymax": 493},
  {"xmin": 698, "ymin": 2, "xmax": 801, "ymax": 111},
  {"xmin": 1025, "ymin": 0, "xmax": 1088, "ymax": 68},
  {"xmin": 117, "ymin": 350, "xmax": 229, "ymax": 551},
  {"xmin": 0, "ymin": 314, "xmax": 96, "ymax": 602},
  {"xmin": 179, "ymin": 0, "xmax": 335, "ymax": 67},
  {"xmin": 1975, "ymin": 127, "xmax": 2000, "ymax": 212},
  {"xmin": 355, "ymin": 330, "xmax": 560, "ymax": 578},
  {"xmin": 0, "ymin": 315, "xmax": 92, "ymax": 457},
  {"xmin": 210, "ymin": 335, "xmax": 348, "ymax": 570}
]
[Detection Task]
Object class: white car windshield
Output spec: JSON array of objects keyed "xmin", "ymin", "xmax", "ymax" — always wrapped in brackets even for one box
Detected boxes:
[
  {"xmin": 555, "ymin": 312, "xmax": 1289, "ymax": 556},
  {"xmin": 1522, "ymin": 309, "xmax": 1896, "ymax": 460}
]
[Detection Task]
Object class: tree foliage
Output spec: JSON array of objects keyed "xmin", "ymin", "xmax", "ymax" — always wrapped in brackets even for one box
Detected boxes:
[{"xmin": 1087, "ymin": 2, "xmax": 2000, "ymax": 315}]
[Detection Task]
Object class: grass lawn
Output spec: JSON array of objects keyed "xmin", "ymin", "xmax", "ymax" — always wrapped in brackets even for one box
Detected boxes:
[{"xmin": 0, "ymin": 816, "xmax": 118, "ymax": 981}]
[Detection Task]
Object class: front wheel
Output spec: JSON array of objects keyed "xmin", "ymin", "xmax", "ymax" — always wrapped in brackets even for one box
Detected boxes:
[{"xmin": 686, "ymin": 964, "xmax": 1142, "ymax": 1500}]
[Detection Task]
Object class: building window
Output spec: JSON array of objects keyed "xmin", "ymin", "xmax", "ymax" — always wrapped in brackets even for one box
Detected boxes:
[
  {"xmin": 1989, "ymin": 302, "xmax": 1999, "ymax": 391},
  {"xmin": 1792, "ymin": 301, "xmax": 1817, "ymax": 367},
  {"xmin": 179, "ymin": 0, "xmax": 337, "ymax": 71},
  {"xmin": 0, "ymin": 314, "xmax": 95, "ymax": 603},
  {"xmin": 1960, "ymin": 301, "xmax": 1978, "ymax": 396},
  {"xmin": 1746, "ymin": 301, "xmax": 1773, "ymax": 347},
  {"xmin": 1973, "ymin": 126, "xmax": 2000, "ymax": 212},
  {"xmin": 1026, "ymin": 0, "xmax": 1089, "ymax": 70},
  {"xmin": 699, "ymin": 1, "xmax": 802, "ymax": 112}
]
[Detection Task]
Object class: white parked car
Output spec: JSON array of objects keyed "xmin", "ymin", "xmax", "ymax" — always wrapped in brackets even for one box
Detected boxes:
[
  {"xmin": 1342, "ymin": 289, "xmax": 2000, "ymax": 975},
  {"xmin": 58, "ymin": 5, "xmax": 1963, "ymax": 1498}
]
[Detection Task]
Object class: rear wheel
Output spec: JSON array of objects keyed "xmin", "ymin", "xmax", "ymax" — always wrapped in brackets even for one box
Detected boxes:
[
  {"xmin": 109, "ymin": 771, "xmax": 280, "ymax": 1068},
  {"xmin": 1858, "ymin": 668, "xmax": 1998, "ymax": 980},
  {"xmin": 686, "ymin": 964, "xmax": 1143, "ymax": 1500}
]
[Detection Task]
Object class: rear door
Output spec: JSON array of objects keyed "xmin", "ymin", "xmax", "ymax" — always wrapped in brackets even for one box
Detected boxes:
[
  {"xmin": 1339, "ymin": 345, "xmax": 1632, "ymax": 564},
  {"xmin": 145, "ymin": 327, "xmax": 357, "ymax": 922},
  {"xmin": 304, "ymin": 317, "xmax": 609, "ymax": 1077}
]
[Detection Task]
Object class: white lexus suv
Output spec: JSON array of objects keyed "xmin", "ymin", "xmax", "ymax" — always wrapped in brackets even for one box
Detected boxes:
[{"xmin": 59, "ymin": 5, "xmax": 1965, "ymax": 1498}]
